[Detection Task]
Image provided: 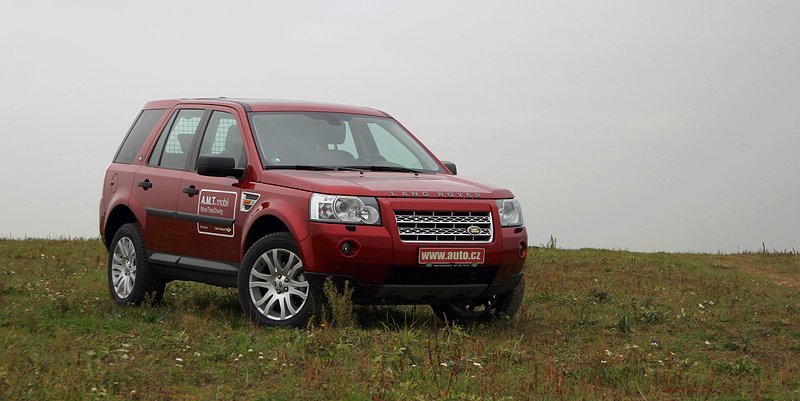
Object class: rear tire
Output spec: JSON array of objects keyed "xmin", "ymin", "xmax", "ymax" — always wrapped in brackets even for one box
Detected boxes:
[
  {"xmin": 238, "ymin": 232, "xmax": 320, "ymax": 327},
  {"xmin": 107, "ymin": 223, "xmax": 165, "ymax": 306},
  {"xmin": 431, "ymin": 275, "xmax": 525, "ymax": 324}
]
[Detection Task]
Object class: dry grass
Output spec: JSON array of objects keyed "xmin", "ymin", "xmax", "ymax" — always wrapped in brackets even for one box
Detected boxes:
[{"xmin": 1, "ymin": 239, "xmax": 798, "ymax": 400}]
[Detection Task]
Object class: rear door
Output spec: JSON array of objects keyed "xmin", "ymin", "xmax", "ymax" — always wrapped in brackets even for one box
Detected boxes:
[
  {"xmin": 131, "ymin": 108, "xmax": 207, "ymax": 255},
  {"xmin": 176, "ymin": 107, "xmax": 248, "ymax": 263}
]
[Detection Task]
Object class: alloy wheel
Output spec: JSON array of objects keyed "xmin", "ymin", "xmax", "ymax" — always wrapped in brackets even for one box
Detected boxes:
[
  {"xmin": 111, "ymin": 236, "xmax": 137, "ymax": 299},
  {"xmin": 248, "ymin": 248, "xmax": 309, "ymax": 320}
]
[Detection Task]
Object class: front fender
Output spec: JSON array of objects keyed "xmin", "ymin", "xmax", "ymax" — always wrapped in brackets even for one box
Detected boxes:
[{"xmin": 240, "ymin": 184, "xmax": 311, "ymax": 253}]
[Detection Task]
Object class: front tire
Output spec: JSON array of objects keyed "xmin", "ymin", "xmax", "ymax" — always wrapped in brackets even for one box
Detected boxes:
[
  {"xmin": 238, "ymin": 232, "xmax": 320, "ymax": 327},
  {"xmin": 431, "ymin": 275, "xmax": 525, "ymax": 324},
  {"xmin": 107, "ymin": 223, "xmax": 165, "ymax": 306}
]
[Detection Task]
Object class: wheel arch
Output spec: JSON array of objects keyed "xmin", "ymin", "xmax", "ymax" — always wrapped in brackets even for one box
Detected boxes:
[
  {"xmin": 242, "ymin": 214, "xmax": 297, "ymax": 256},
  {"xmin": 103, "ymin": 205, "xmax": 139, "ymax": 250}
]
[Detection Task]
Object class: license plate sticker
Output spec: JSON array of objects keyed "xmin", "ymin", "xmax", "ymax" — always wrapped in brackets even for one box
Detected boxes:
[{"xmin": 418, "ymin": 248, "xmax": 486, "ymax": 265}]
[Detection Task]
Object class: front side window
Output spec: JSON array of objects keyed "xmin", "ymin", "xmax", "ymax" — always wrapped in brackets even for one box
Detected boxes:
[
  {"xmin": 249, "ymin": 112, "xmax": 441, "ymax": 173},
  {"xmin": 198, "ymin": 111, "xmax": 245, "ymax": 169},
  {"xmin": 148, "ymin": 109, "xmax": 204, "ymax": 169}
]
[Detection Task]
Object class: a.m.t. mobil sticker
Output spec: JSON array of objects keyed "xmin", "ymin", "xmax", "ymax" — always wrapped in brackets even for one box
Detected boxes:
[{"xmin": 197, "ymin": 189, "xmax": 238, "ymax": 237}]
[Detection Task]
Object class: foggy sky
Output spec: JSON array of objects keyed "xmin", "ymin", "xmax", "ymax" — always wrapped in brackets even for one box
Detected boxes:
[{"xmin": 1, "ymin": 0, "xmax": 798, "ymax": 252}]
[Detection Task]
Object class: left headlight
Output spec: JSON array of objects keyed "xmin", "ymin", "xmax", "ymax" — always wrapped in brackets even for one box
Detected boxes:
[
  {"xmin": 496, "ymin": 198, "xmax": 524, "ymax": 227},
  {"xmin": 310, "ymin": 193, "xmax": 381, "ymax": 225}
]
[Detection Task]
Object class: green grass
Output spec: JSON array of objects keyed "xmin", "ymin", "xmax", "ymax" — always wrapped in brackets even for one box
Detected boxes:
[{"xmin": 1, "ymin": 239, "xmax": 799, "ymax": 400}]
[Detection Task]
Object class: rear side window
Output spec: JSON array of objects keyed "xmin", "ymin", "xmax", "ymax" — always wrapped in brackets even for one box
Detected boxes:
[
  {"xmin": 114, "ymin": 109, "xmax": 166, "ymax": 164},
  {"xmin": 148, "ymin": 109, "xmax": 205, "ymax": 170}
]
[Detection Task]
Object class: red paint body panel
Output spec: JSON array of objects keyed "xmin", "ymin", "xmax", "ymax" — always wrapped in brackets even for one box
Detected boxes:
[
  {"xmin": 99, "ymin": 164, "xmax": 138, "ymax": 236},
  {"xmin": 132, "ymin": 166, "xmax": 185, "ymax": 254},
  {"xmin": 300, "ymin": 222, "xmax": 395, "ymax": 284}
]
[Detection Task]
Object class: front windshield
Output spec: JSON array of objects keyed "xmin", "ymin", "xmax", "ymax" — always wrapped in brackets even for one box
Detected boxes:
[{"xmin": 248, "ymin": 112, "xmax": 442, "ymax": 173}]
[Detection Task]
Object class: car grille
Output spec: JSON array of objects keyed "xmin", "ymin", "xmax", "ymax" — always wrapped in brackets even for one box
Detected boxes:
[{"xmin": 394, "ymin": 211, "xmax": 493, "ymax": 242}]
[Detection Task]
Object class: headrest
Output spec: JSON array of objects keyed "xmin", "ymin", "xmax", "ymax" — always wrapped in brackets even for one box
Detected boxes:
[
  {"xmin": 176, "ymin": 134, "xmax": 194, "ymax": 153},
  {"xmin": 225, "ymin": 124, "xmax": 241, "ymax": 148},
  {"xmin": 310, "ymin": 119, "xmax": 345, "ymax": 145},
  {"xmin": 327, "ymin": 123, "xmax": 346, "ymax": 144}
]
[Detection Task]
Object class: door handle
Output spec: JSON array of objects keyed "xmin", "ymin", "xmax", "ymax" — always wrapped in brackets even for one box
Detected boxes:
[
  {"xmin": 182, "ymin": 185, "xmax": 199, "ymax": 197},
  {"xmin": 137, "ymin": 179, "xmax": 153, "ymax": 190}
]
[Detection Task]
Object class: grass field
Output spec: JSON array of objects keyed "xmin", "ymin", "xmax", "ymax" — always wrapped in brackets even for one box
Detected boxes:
[{"xmin": 1, "ymin": 239, "xmax": 798, "ymax": 400}]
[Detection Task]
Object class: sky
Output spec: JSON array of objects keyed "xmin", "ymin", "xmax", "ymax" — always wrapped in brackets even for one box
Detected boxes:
[{"xmin": 0, "ymin": 0, "xmax": 798, "ymax": 252}]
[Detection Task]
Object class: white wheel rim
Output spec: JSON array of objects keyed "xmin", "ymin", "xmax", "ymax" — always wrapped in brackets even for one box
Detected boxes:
[
  {"xmin": 111, "ymin": 236, "xmax": 137, "ymax": 299},
  {"xmin": 249, "ymin": 248, "xmax": 309, "ymax": 321}
]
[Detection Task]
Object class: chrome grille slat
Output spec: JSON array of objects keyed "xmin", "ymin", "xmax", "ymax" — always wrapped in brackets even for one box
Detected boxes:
[
  {"xmin": 398, "ymin": 228, "xmax": 492, "ymax": 236},
  {"xmin": 394, "ymin": 211, "xmax": 493, "ymax": 243},
  {"xmin": 395, "ymin": 215, "xmax": 489, "ymax": 224}
]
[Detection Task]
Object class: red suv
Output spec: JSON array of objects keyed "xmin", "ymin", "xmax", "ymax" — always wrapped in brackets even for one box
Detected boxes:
[{"xmin": 100, "ymin": 98, "xmax": 528, "ymax": 326}]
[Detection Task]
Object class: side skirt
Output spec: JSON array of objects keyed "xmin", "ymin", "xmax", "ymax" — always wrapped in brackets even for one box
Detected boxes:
[{"xmin": 148, "ymin": 252, "xmax": 238, "ymax": 288}]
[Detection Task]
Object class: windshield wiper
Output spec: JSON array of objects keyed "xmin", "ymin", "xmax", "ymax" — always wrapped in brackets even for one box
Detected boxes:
[
  {"xmin": 352, "ymin": 165, "xmax": 426, "ymax": 174},
  {"xmin": 265, "ymin": 165, "xmax": 339, "ymax": 171},
  {"xmin": 265, "ymin": 165, "xmax": 427, "ymax": 173},
  {"xmin": 329, "ymin": 166, "xmax": 369, "ymax": 172},
  {"xmin": 265, "ymin": 165, "xmax": 378, "ymax": 172}
]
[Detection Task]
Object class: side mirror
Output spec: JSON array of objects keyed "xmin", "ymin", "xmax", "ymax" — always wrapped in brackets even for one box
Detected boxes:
[
  {"xmin": 197, "ymin": 155, "xmax": 245, "ymax": 180},
  {"xmin": 442, "ymin": 161, "xmax": 457, "ymax": 175}
]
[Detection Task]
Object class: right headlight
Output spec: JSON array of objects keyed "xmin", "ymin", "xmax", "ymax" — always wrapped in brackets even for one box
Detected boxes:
[
  {"xmin": 309, "ymin": 193, "xmax": 381, "ymax": 225},
  {"xmin": 496, "ymin": 198, "xmax": 524, "ymax": 227}
]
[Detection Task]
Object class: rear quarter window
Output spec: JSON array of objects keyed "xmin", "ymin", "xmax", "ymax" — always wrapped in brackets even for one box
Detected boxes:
[{"xmin": 114, "ymin": 109, "xmax": 166, "ymax": 164}]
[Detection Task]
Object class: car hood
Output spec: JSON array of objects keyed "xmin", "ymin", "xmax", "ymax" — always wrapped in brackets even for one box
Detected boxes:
[{"xmin": 259, "ymin": 170, "xmax": 514, "ymax": 199}]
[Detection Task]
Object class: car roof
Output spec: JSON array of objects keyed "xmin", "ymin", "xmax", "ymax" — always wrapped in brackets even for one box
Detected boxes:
[{"xmin": 142, "ymin": 98, "xmax": 390, "ymax": 117}]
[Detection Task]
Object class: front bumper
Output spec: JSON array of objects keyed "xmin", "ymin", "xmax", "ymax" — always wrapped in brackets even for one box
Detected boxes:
[{"xmin": 296, "ymin": 198, "xmax": 528, "ymax": 303}]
